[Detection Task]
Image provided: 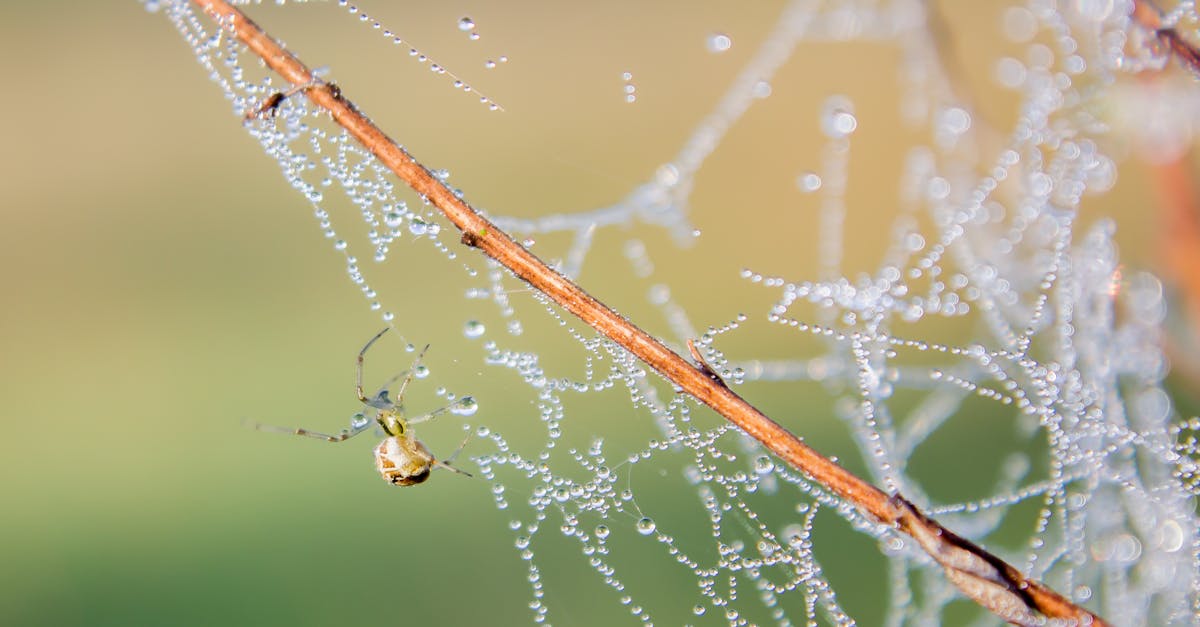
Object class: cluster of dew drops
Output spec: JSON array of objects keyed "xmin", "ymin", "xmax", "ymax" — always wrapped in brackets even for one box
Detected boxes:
[
  {"xmin": 457, "ymin": 16, "xmax": 510, "ymax": 70},
  {"xmin": 461, "ymin": 324, "xmax": 845, "ymax": 625}
]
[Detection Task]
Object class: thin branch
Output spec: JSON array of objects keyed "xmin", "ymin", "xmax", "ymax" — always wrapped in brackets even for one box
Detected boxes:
[
  {"xmin": 189, "ymin": 1, "xmax": 1109, "ymax": 624},
  {"xmin": 1132, "ymin": 0, "xmax": 1200, "ymax": 77}
]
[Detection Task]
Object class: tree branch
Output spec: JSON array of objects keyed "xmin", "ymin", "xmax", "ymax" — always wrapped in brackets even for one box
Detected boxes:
[
  {"xmin": 189, "ymin": 1, "xmax": 1109, "ymax": 624},
  {"xmin": 1132, "ymin": 0, "xmax": 1200, "ymax": 77}
]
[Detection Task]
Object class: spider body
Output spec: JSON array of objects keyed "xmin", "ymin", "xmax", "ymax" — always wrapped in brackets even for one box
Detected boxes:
[
  {"xmin": 250, "ymin": 328, "xmax": 472, "ymax": 485},
  {"xmin": 375, "ymin": 429, "xmax": 434, "ymax": 486}
]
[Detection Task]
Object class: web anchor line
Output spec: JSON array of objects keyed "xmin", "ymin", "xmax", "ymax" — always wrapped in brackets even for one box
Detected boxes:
[{"xmin": 190, "ymin": 1, "xmax": 1111, "ymax": 624}]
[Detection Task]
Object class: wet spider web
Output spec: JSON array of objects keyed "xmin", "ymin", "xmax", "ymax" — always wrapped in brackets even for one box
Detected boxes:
[{"xmin": 156, "ymin": 0, "xmax": 1200, "ymax": 624}]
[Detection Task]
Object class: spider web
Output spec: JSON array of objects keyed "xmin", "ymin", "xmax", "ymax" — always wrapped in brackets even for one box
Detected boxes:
[{"xmin": 155, "ymin": 0, "xmax": 1200, "ymax": 624}]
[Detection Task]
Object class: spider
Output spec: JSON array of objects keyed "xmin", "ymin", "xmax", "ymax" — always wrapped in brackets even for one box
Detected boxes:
[{"xmin": 250, "ymin": 328, "xmax": 473, "ymax": 486}]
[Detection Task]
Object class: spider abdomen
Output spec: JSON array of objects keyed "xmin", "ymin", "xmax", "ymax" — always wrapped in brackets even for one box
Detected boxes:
[{"xmin": 374, "ymin": 435, "xmax": 435, "ymax": 486}]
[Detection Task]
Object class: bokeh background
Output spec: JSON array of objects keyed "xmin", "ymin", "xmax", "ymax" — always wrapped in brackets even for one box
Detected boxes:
[{"xmin": 2, "ymin": 1, "xmax": 1196, "ymax": 625}]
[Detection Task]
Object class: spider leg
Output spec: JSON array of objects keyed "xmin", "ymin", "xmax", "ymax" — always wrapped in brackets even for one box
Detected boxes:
[
  {"xmin": 404, "ymin": 395, "xmax": 471, "ymax": 427},
  {"xmin": 388, "ymin": 343, "xmax": 430, "ymax": 408},
  {"xmin": 368, "ymin": 366, "xmax": 416, "ymax": 408},
  {"xmin": 434, "ymin": 461, "xmax": 473, "ymax": 477},
  {"xmin": 434, "ymin": 431, "xmax": 474, "ymax": 477},
  {"xmin": 245, "ymin": 417, "xmax": 372, "ymax": 443},
  {"xmin": 356, "ymin": 327, "xmax": 391, "ymax": 404}
]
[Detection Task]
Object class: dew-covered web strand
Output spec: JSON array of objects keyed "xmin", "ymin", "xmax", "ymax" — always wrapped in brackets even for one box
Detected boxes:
[
  {"xmin": 736, "ymin": 4, "xmax": 1199, "ymax": 623},
  {"xmin": 333, "ymin": 1, "xmax": 503, "ymax": 111},
  {"xmin": 162, "ymin": 0, "xmax": 1200, "ymax": 624},
  {"xmin": 467, "ymin": 243, "xmax": 868, "ymax": 625},
  {"xmin": 216, "ymin": 0, "xmax": 1089, "ymax": 619}
]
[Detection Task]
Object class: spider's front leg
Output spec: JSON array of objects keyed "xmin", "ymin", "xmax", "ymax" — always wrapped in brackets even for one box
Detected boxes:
[
  {"xmin": 246, "ymin": 412, "xmax": 373, "ymax": 443},
  {"xmin": 355, "ymin": 327, "xmax": 392, "ymax": 405}
]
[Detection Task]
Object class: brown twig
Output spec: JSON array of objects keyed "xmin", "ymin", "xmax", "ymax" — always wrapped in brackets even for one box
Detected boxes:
[
  {"xmin": 1132, "ymin": 0, "xmax": 1200, "ymax": 77},
  {"xmin": 189, "ymin": 1, "xmax": 1109, "ymax": 624}
]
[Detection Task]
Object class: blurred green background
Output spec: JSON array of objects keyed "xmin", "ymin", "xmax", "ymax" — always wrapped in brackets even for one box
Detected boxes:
[{"xmin": 0, "ymin": 1, "xmax": 1189, "ymax": 625}]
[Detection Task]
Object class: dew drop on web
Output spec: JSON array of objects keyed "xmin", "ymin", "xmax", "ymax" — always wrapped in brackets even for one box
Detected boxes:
[
  {"xmin": 796, "ymin": 171, "xmax": 822, "ymax": 193},
  {"xmin": 820, "ymin": 95, "xmax": 857, "ymax": 139},
  {"xmin": 464, "ymin": 320, "xmax": 486, "ymax": 338},
  {"xmin": 706, "ymin": 33, "xmax": 732, "ymax": 53},
  {"xmin": 452, "ymin": 396, "xmax": 479, "ymax": 416}
]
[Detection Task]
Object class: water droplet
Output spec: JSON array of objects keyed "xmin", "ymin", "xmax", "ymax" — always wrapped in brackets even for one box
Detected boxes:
[
  {"xmin": 706, "ymin": 33, "xmax": 732, "ymax": 53},
  {"xmin": 464, "ymin": 320, "xmax": 486, "ymax": 338},
  {"xmin": 796, "ymin": 171, "xmax": 822, "ymax": 192},
  {"xmin": 1085, "ymin": 154, "xmax": 1116, "ymax": 193},
  {"xmin": 994, "ymin": 57, "xmax": 1026, "ymax": 88},
  {"xmin": 656, "ymin": 163, "xmax": 680, "ymax": 187},
  {"xmin": 938, "ymin": 107, "xmax": 971, "ymax": 135},
  {"xmin": 1075, "ymin": 0, "xmax": 1113, "ymax": 21},
  {"xmin": 693, "ymin": 604, "xmax": 706, "ymax": 616},
  {"xmin": 753, "ymin": 456, "xmax": 774, "ymax": 474},
  {"xmin": 457, "ymin": 17, "xmax": 475, "ymax": 31},
  {"xmin": 821, "ymin": 96, "xmax": 857, "ymax": 138},
  {"xmin": 350, "ymin": 413, "xmax": 370, "ymax": 429},
  {"xmin": 1029, "ymin": 172, "xmax": 1053, "ymax": 197},
  {"xmin": 1002, "ymin": 6, "xmax": 1037, "ymax": 43},
  {"xmin": 635, "ymin": 517, "xmax": 656, "ymax": 535},
  {"xmin": 515, "ymin": 534, "xmax": 530, "ymax": 549},
  {"xmin": 334, "ymin": 239, "xmax": 347, "ymax": 251},
  {"xmin": 485, "ymin": 59, "xmax": 497, "ymax": 69},
  {"xmin": 414, "ymin": 364, "xmax": 430, "ymax": 379},
  {"xmin": 452, "ymin": 396, "xmax": 479, "ymax": 416}
]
